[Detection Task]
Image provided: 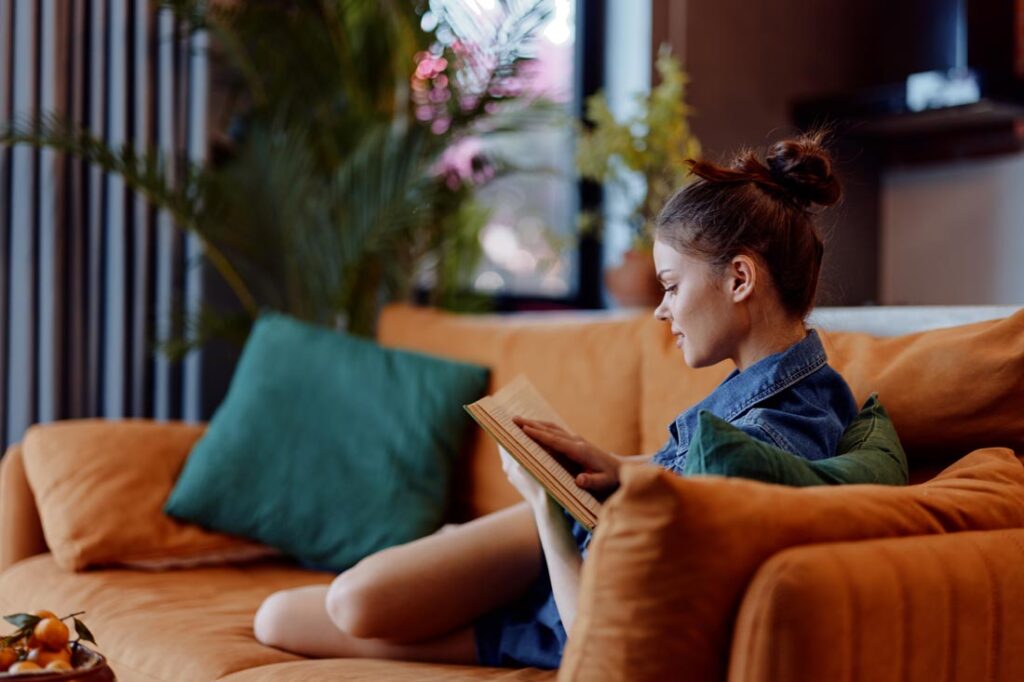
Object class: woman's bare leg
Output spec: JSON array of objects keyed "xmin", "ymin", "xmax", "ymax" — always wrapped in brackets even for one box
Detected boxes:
[
  {"xmin": 253, "ymin": 502, "xmax": 541, "ymax": 660},
  {"xmin": 326, "ymin": 501, "xmax": 542, "ymax": 642},
  {"xmin": 253, "ymin": 585, "xmax": 477, "ymax": 663}
]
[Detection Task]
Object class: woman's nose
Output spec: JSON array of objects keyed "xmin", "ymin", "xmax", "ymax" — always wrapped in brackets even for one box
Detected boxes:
[{"xmin": 653, "ymin": 298, "xmax": 668, "ymax": 321}]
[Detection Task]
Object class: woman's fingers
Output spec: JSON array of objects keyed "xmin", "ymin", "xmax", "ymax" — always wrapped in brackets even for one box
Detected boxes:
[
  {"xmin": 516, "ymin": 420, "xmax": 577, "ymax": 445},
  {"xmin": 576, "ymin": 471, "xmax": 617, "ymax": 493},
  {"xmin": 520, "ymin": 423, "xmax": 577, "ymax": 450},
  {"xmin": 521, "ymin": 424, "xmax": 604, "ymax": 469},
  {"xmin": 514, "ymin": 417, "xmax": 574, "ymax": 439}
]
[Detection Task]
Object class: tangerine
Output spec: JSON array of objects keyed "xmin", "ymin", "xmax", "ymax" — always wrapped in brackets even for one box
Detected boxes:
[
  {"xmin": 31, "ymin": 610, "xmax": 57, "ymax": 621},
  {"xmin": 8, "ymin": 660, "xmax": 42, "ymax": 673},
  {"xmin": 33, "ymin": 618, "xmax": 69, "ymax": 650},
  {"xmin": 27, "ymin": 646, "xmax": 71, "ymax": 666},
  {"xmin": 0, "ymin": 647, "xmax": 17, "ymax": 671},
  {"xmin": 46, "ymin": 660, "xmax": 73, "ymax": 671}
]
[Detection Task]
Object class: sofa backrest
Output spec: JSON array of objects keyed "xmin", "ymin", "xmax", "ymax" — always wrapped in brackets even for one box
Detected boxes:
[
  {"xmin": 379, "ymin": 304, "xmax": 1024, "ymax": 517},
  {"xmin": 377, "ymin": 305, "xmax": 649, "ymax": 520}
]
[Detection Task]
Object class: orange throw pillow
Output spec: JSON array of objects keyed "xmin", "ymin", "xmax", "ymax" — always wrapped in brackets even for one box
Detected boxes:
[
  {"xmin": 560, "ymin": 448, "xmax": 1024, "ymax": 682},
  {"xmin": 22, "ymin": 420, "xmax": 274, "ymax": 571},
  {"xmin": 819, "ymin": 309, "xmax": 1024, "ymax": 463}
]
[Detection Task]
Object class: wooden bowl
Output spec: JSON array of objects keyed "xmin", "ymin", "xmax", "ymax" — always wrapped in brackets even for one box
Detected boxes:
[{"xmin": 1, "ymin": 646, "xmax": 115, "ymax": 680}]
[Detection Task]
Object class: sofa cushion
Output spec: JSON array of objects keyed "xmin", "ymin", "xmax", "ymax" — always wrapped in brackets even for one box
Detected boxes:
[
  {"xmin": 165, "ymin": 313, "xmax": 489, "ymax": 572},
  {"xmin": 217, "ymin": 659, "xmax": 556, "ymax": 681},
  {"xmin": 0, "ymin": 555, "xmax": 331, "ymax": 681},
  {"xmin": 683, "ymin": 394, "xmax": 909, "ymax": 486},
  {"xmin": 378, "ymin": 305, "xmax": 648, "ymax": 520},
  {"xmin": 559, "ymin": 447, "xmax": 1024, "ymax": 682},
  {"xmin": 639, "ymin": 310, "xmax": 1024, "ymax": 468},
  {"xmin": 20, "ymin": 420, "xmax": 273, "ymax": 572},
  {"xmin": 0, "ymin": 555, "xmax": 556, "ymax": 682}
]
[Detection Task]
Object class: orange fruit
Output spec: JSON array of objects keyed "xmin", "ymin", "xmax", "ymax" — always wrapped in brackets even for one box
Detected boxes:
[
  {"xmin": 0, "ymin": 647, "xmax": 17, "ymax": 671},
  {"xmin": 8, "ymin": 660, "xmax": 42, "ymax": 672},
  {"xmin": 46, "ymin": 660, "xmax": 73, "ymax": 671},
  {"xmin": 31, "ymin": 610, "xmax": 57, "ymax": 621},
  {"xmin": 33, "ymin": 618, "xmax": 69, "ymax": 650},
  {"xmin": 27, "ymin": 646, "xmax": 71, "ymax": 666}
]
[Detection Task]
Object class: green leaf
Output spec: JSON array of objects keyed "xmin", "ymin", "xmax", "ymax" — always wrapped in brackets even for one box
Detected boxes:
[
  {"xmin": 72, "ymin": 618, "xmax": 97, "ymax": 645},
  {"xmin": 3, "ymin": 613, "xmax": 39, "ymax": 630}
]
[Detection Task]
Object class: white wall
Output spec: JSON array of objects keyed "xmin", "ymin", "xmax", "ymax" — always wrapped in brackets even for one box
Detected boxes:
[{"xmin": 881, "ymin": 153, "xmax": 1024, "ymax": 305}]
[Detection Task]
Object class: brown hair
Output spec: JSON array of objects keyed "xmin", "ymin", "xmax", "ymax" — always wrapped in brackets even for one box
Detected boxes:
[{"xmin": 654, "ymin": 132, "xmax": 842, "ymax": 319}]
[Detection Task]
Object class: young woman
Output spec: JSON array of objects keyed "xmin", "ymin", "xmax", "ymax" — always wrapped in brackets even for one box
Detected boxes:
[{"xmin": 252, "ymin": 133, "xmax": 859, "ymax": 669}]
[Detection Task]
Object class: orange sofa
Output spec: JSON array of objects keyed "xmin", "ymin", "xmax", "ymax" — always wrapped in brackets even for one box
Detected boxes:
[{"xmin": 0, "ymin": 303, "xmax": 1022, "ymax": 681}]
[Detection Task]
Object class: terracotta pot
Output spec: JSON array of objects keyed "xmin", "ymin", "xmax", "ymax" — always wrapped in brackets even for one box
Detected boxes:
[
  {"xmin": 604, "ymin": 248, "xmax": 663, "ymax": 309},
  {"xmin": 4, "ymin": 646, "xmax": 115, "ymax": 681}
]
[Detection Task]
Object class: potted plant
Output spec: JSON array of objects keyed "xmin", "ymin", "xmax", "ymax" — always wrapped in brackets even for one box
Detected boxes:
[
  {"xmin": 0, "ymin": 0, "xmax": 555, "ymax": 346},
  {"xmin": 575, "ymin": 46, "xmax": 700, "ymax": 307}
]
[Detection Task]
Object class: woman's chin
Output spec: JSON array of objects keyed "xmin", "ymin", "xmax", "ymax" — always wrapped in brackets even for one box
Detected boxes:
[
  {"xmin": 679, "ymin": 343, "xmax": 695, "ymax": 367},
  {"xmin": 681, "ymin": 344, "xmax": 710, "ymax": 369}
]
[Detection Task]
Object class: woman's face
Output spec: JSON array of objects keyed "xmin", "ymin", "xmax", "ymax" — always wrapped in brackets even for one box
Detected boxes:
[{"xmin": 652, "ymin": 238, "xmax": 739, "ymax": 368}]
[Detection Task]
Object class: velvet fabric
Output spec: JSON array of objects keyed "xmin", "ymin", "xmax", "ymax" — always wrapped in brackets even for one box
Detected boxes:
[{"xmin": 561, "ymin": 448, "xmax": 1024, "ymax": 681}]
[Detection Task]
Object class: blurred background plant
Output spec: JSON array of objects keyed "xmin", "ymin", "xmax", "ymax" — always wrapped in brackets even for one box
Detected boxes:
[
  {"xmin": 0, "ymin": 0, "xmax": 558, "ymax": 348},
  {"xmin": 575, "ymin": 45, "xmax": 700, "ymax": 251}
]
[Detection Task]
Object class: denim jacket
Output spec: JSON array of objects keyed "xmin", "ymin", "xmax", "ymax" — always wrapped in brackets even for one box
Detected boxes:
[
  {"xmin": 650, "ymin": 328, "xmax": 859, "ymax": 474},
  {"xmin": 569, "ymin": 327, "xmax": 858, "ymax": 558}
]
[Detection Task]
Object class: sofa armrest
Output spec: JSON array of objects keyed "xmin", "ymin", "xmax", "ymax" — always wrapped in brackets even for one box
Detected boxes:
[
  {"xmin": 730, "ymin": 529, "xmax": 1024, "ymax": 682},
  {"xmin": 0, "ymin": 444, "xmax": 47, "ymax": 571}
]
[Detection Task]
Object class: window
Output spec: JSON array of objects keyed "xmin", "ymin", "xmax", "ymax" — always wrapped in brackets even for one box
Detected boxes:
[{"xmin": 423, "ymin": 0, "xmax": 582, "ymax": 301}]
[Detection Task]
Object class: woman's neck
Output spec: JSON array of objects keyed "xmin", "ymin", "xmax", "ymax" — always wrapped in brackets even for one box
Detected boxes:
[{"xmin": 734, "ymin": 320, "xmax": 808, "ymax": 372}]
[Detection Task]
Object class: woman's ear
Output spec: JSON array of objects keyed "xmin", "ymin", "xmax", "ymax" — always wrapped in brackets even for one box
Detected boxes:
[{"xmin": 727, "ymin": 254, "xmax": 757, "ymax": 303}]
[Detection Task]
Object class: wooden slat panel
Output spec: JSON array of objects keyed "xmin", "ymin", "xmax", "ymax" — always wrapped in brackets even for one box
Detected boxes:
[
  {"xmin": 6, "ymin": 0, "xmax": 39, "ymax": 444},
  {"xmin": 65, "ymin": 0, "xmax": 88, "ymax": 419},
  {"xmin": 85, "ymin": 0, "xmax": 106, "ymax": 417},
  {"xmin": 0, "ymin": 0, "xmax": 13, "ymax": 447},
  {"xmin": 182, "ymin": 28, "xmax": 207, "ymax": 423},
  {"xmin": 129, "ymin": 0, "xmax": 150, "ymax": 417},
  {"xmin": 0, "ymin": 0, "xmax": 204, "ymax": 443},
  {"xmin": 102, "ymin": 0, "xmax": 127, "ymax": 418},
  {"xmin": 153, "ymin": 7, "xmax": 178, "ymax": 420},
  {"xmin": 51, "ymin": 0, "xmax": 71, "ymax": 421},
  {"xmin": 37, "ymin": 0, "xmax": 59, "ymax": 424}
]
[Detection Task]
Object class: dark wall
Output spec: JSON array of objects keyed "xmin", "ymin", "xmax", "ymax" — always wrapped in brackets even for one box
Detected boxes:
[{"xmin": 654, "ymin": 0, "xmax": 889, "ymax": 306}]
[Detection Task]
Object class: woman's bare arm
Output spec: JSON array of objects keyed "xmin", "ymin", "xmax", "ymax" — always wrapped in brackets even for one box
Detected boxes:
[
  {"xmin": 499, "ymin": 448, "xmax": 584, "ymax": 634},
  {"xmin": 531, "ymin": 496, "xmax": 583, "ymax": 632}
]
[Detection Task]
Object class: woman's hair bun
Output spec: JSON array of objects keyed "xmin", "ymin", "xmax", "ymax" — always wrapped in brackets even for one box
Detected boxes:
[{"xmin": 765, "ymin": 133, "xmax": 842, "ymax": 208}]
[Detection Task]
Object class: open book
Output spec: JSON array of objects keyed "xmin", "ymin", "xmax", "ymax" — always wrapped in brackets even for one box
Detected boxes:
[{"xmin": 464, "ymin": 376, "xmax": 602, "ymax": 531}]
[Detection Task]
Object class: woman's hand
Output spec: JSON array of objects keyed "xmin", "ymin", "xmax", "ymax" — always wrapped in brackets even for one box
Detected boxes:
[
  {"xmin": 499, "ymin": 446, "xmax": 549, "ymax": 509},
  {"xmin": 513, "ymin": 417, "xmax": 623, "ymax": 497}
]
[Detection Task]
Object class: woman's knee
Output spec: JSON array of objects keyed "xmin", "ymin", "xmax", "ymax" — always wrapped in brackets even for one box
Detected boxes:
[
  {"xmin": 325, "ymin": 556, "xmax": 398, "ymax": 639},
  {"xmin": 253, "ymin": 590, "xmax": 300, "ymax": 650}
]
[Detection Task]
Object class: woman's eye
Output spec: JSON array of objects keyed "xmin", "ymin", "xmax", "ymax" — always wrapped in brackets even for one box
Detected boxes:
[{"xmin": 664, "ymin": 285, "xmax": 677, "ymax": 294}]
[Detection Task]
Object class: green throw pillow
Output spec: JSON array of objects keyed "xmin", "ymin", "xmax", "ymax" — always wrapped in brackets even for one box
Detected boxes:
[
  {"xmin": 681, "ymin": 394, "xmax": 908, "ymax": 486},
  {"xmin": 164, "ymin": 313, "xmax": 489, "ymax": 571}
]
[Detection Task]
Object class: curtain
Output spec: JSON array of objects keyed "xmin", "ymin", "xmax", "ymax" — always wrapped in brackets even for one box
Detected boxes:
[{"xmin": 0, "ymin": 0, "xmax": 210, "ymax": 448}]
